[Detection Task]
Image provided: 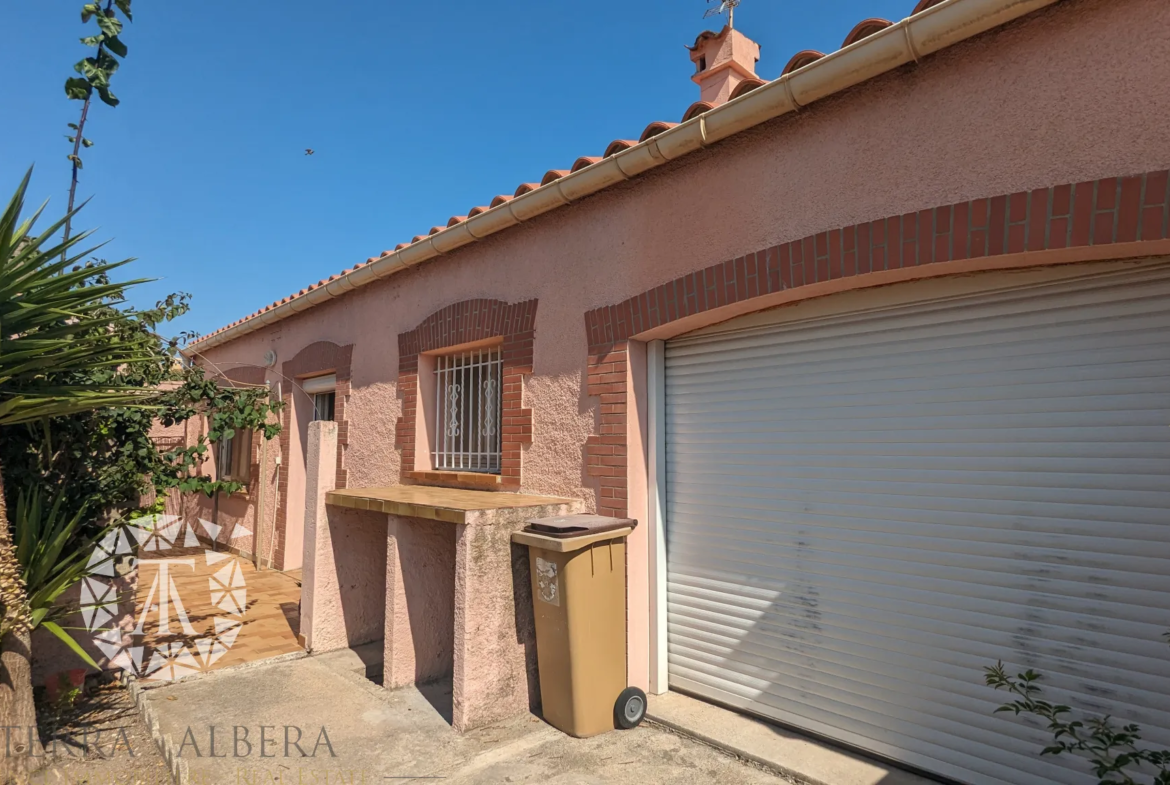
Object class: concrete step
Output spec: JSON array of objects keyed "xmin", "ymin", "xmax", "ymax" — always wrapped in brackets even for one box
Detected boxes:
[{"xmin": 647, "ymin": 691, "xmax": 939, "ymax": 785}]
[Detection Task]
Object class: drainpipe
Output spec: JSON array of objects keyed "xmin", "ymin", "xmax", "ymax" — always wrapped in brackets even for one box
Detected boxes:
[
  {"xmin": 263, "ymin": 381, "xmax": 283, "ymax": 572},
  {"xmin": 255, "ymin": 432, "xmax": 266, "ymax": 570},
  {"xmin": 266, "ymin": 454, "xmax": 281, "ymax": 571}
]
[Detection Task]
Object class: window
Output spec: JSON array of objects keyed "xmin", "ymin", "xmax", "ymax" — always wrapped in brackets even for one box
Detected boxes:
[
  {"xmin": 217, "ymin": 429, "xmax": 254, "ymax": 484},
  {"xmin": 313, "ymin": 391, "xmax": 335, "ymax": 422},
  {"xmin": 303, "ymin": 374, "xmax": 336, "ymax": 422},
  {"xmin": 433, "ymin": 346, "xmax": 502, "ymax": 473}
]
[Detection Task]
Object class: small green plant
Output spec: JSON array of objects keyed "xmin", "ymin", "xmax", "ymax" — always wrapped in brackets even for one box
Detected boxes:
[
  {"xmin": 53, "ymin": 683, "xmax": 83, "ymax": 714},
  {"xmin": 13, "ymin": 487, "xmax": 122, "ymax": 669},
  {"xmin": 986, "ymin": 658, "xmax": 1170, "ymax": 785}
]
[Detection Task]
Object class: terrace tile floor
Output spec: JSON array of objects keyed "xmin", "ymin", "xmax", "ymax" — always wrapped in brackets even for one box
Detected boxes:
[{"xmin": 134, "ymin": 548, "xmax": 303, "ymax": 682}]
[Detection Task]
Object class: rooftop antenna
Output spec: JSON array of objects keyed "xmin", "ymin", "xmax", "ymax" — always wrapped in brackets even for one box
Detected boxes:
[{"xmin": 704, "ymin": 0, "xmax": 742, "ymax": 29}]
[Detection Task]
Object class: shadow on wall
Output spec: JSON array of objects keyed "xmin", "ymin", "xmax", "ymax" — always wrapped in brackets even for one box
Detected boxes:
[
  {"xmin": 510, "ymin": 540, "xmax": 541, "ymax": 715},
  {"xmin": 327, "ymin": 506, "xmax": 387, "ymax": 648},
  {"xmin": 400, "ymin": 518, "xmax": 456, "ymax": 700}
]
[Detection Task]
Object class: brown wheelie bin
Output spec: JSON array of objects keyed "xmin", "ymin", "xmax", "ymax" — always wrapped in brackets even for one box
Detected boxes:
[{"xmin": 513, "ymin": 514, "xmax": 646, "ymax": 738}]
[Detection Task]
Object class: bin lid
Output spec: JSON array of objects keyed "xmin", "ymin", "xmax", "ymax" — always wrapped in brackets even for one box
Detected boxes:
[{"xmin": 524, "ymin": 514, "xmax": 637, "ymax": 539}]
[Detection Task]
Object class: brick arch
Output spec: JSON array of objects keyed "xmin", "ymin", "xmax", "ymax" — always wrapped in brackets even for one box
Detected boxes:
[
  {"xmin": 395, "ymin": 298, "xmax": 537, "ymax": 489},
  {"xmin": 217, "ymin": 366, "xmax": 267, "ymax": 387},
  {"xmin": 583, "ymin": 168, "xmax": 1170, "ymax": 519}
]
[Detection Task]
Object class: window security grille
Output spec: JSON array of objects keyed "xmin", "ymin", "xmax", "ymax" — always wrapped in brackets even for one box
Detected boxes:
[{"xmin": 434, "ymin": 346, "xmax": 502, "ymax": 472}]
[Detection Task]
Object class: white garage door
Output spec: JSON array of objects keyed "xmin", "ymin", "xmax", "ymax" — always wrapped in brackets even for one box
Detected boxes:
[{"xmin": 664, "ymin": 265, "xmax": 1170, "ymax": 785}]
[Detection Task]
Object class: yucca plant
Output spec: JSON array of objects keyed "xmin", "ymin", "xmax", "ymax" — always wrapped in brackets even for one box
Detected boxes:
[
  {"xmin": 0, "ymin": 168, "xmax": 153, "ymax": 427},
  {"xmin": 0, "ymin": 168, "xmax": 156, "ymax": 778},
  {"xmin": 14, "ymin": 488, "xmax": 120, "ymax": 670}
]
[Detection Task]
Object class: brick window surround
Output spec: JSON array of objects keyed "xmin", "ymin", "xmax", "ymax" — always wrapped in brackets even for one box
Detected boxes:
[
  {"xmin": 278, "ymin": 341, "xmax": 354, "ymax": 563},
  {"xmin": 396, "ymin": 299, "xmax": 536, "ymax": 490},
  {"xmin": 584, "ymin": 169, "xmax": 1170, "ymax": 520}
]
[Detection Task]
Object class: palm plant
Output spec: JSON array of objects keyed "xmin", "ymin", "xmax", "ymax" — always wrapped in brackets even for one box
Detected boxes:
[{"xmin": 0, "ymin": 168, "xmax": 155, "ymax": 779}]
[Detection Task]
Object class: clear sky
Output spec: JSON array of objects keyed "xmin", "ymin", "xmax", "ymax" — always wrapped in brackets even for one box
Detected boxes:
[{"xmin": 6, "ymin": 0, "xmax": 912, "ymax": 338}]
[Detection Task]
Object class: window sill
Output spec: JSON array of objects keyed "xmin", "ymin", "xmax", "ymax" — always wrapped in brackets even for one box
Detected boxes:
[{"xmin": 407, "ymin": 470, "xmax": 502, "ymax": 491}]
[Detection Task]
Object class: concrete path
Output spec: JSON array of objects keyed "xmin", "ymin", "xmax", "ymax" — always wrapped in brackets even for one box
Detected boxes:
[{"xmin": 135, "ymin": 649, "xmax": 787, "ymax": 785}]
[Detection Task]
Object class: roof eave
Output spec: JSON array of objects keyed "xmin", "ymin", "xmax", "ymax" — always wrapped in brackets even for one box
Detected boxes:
[{"xmin": 191, "ymin": 0, "xmax": 1059, "ymax": 352}]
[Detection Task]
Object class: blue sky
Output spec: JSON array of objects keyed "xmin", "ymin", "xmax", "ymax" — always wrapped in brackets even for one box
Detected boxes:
[{"xmin": 6, "ymin": 0, "xmax": 912, "ymax": 338}]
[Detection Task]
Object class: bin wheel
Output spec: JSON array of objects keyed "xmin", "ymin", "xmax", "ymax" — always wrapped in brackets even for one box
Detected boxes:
[{"xmin": 615, "ymin": 687, "xmax": 647, "ymax": 729}]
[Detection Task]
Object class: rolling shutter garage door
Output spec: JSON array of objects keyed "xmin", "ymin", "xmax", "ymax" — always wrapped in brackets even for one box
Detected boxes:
[{"xmin": 664, "ymin": 265, "xmax": 1170, "ymax": 785}]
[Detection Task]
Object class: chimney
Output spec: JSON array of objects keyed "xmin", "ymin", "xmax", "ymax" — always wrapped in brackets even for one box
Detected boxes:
[{"xmin": 688, "ymin": 26, "xmax": 761, "ymax": 106}]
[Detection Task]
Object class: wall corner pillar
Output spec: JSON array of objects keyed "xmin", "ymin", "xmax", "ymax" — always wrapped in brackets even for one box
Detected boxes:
[{"xmin": 299, "ymin": 420, "xmax": 340, "ymax": 652}]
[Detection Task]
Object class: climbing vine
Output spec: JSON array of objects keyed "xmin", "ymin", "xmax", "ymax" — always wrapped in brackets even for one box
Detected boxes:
[{"xmin": 62, "ymin": 0, "xmax": 133, "ymax": 244}]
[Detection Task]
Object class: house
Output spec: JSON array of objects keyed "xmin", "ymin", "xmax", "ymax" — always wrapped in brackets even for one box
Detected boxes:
[{"xmin": 183, "ymin": 0, "xmax": 1170, "ymax": 782}]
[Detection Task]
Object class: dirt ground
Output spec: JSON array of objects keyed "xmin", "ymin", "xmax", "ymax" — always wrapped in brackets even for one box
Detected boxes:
[{"xmin": 34, "ymin": 677, "xmax": 171, "ymax": 785}]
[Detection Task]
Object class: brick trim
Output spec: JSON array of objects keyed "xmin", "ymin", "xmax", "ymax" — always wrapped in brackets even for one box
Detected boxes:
[
  {"xmin": 585, "ymin": 345, "xmax": 629, "ymax": 519},
  {"xmin": 585, "ymin": 169, "xmax": 1170, "ymax": 347},
  {"xmin": 395, "ymin": 299, "xmax": 537, "ymax": 490},
  {"xmin": 277, "ymin": 341, "xmax": 354, "ymax": 568},
  {"xmin": 583, "ymin": 168, "xmax": 1170, "ymax": 520}
]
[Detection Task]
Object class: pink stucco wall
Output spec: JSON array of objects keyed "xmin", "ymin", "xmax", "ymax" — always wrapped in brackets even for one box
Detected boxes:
[
  {"xmin": 300, "ymin": 422, "xmax": 388, "ymax": 652},
  {"xmin": 384, "ymin": 515, "xmax": 456, "ymax": 688},
  {"xmin": 198, "ymin": 0, "xmax": 1170, "ymax": 691}
]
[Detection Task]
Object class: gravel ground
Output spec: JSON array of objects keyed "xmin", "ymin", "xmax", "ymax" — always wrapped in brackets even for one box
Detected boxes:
[{"xmin": 34, "ymin": 676, "xmax": 172, "ymax": 785}]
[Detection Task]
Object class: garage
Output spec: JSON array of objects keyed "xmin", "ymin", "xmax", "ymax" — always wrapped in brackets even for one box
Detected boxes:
[{"xmin": 663, "ymin": 264, "xmax": 1170, "ymax": 785}]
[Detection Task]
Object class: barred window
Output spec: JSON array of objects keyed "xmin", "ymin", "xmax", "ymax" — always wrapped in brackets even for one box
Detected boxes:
[{"xmin": 434, "ymin": 346, "xmax": 502, "ymax": 473}]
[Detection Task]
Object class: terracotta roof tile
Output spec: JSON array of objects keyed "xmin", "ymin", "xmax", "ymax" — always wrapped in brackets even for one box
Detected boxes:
[
  {"xmin": 514, "ymin": 183, "xmax": 539, "ymax": 197},
  {"xmin": 682, "ymin": 101, "xmax": 716, "ymax": 122},
  {"xmin": 843, "ymin": 18, "xmax": 893, "ymax": 47},
  {"xmin": 447, "ymin": 215, "xmax": 468, "ymax": 226},
  {"xmin": 729, "ymin": 78, "xmax": 767, "ymax": 100},
  {"xmin": 468, "ymin": 206, "xmax": 490, "ymax": 217},
  {"xmin": 782, "ymin": 49, "xmax": 825, "ymax": 75},
  {"xmin": 604, "ymin": 140, "xmax": 637, "ymax": 157},
  {"xmin": 640, "ymin": 121, "xmax": 677, "ymax": 142},
  {"xmin": 541, "ymin": 169, "xmax": 570, "ymax": 185},
  {"xmin": 912, "ymin": 0, "xmax": 946, "ymax": 12},
  {"xmin": 571, "ymin": 156, "xmax": 601, "ymax": 172},
  {"xmin": 490, "ymin": 194, "xmax": 514, "ymax": 207}
]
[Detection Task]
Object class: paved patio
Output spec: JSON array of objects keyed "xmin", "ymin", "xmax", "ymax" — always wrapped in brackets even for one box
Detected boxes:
[
  {"xmin": 134, "ymin": 649, "xmax": 787, "ymax": 785},
  {"xmin": 134, "ymin": 548, "xmax": 303, "ymax": 681}
]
